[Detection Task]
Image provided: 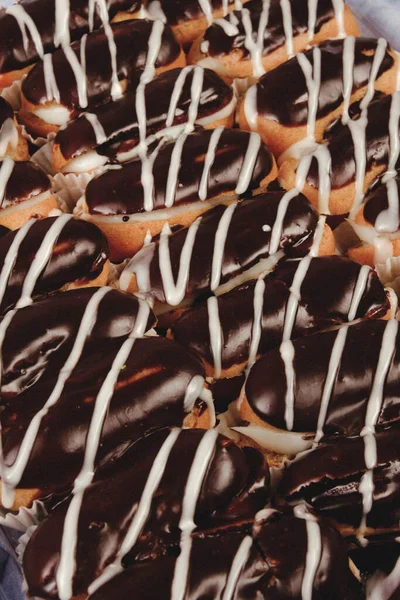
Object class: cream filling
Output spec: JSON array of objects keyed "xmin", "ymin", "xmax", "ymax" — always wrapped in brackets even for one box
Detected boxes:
[
  {"xmin": 61, "ymin": 151, "xmax": 108, "ymax": 173},
  {"xmin": 34, "ymin": 105, "xmax": 72, "ymax": 126},
  {"xmin": 0, "ymin": 189, "xmax": 53, "ymax": 215},
  {"xmin": 233, "ymin": 424, "xmax": 314, "ymax": 455}
]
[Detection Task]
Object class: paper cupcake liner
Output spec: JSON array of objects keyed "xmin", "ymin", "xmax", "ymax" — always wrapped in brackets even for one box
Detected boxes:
[
  {"xmin": 1, "ymin": 79, "xmax": 22, "ymax": 111},
  {"xmin": 53, "ymin": 171, "xmax": 96, "ymax": 211},
  {"xmin": 31, "ymin": 140, "xmax": 54, "ymax": 174},
  {"xmin": 19, "ymin": 121, "xmax": 55, "ymax": 149},
  {"xmin": 0, "ymin": 500, "xmax": 47, "ymax": 534},
  {"xmin": 108, "ymin": 259, "xmax": 130, "ymax": 287},
  {"xmin": 16, "ymin": 524, "xmax": 39, "ymax": 567}
]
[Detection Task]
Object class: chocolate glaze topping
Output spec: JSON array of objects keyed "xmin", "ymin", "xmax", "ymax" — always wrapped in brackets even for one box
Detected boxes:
[
  {"xmin": 279, "ymin": 428, "xmax": 400, "ymax": 530},
  {"xmin": 172, "ymin": 257, "xmax": 389, "ymax": 371},
  {"xmin": 363, "ymin": 174, "xmax": 400, "ymax": 230},
  {"xmin": 204, "ymin": 0, "xmax": 334, "ymax": 59},
  {"xmin": 23, "ymin": 428, "xmax": 269, "ymax": 599},
  {"xmin": 145, "ymin": 0, "xmax": 238, "ymax": 26},
  {"xmin": 246, "ymin": 319, "xmax": 400, "ymax": 436},
  {"xmin": 85, "ymin": 129, "xmax": 274, "ymax": 215},
  {"xmin": 89, "ymin": 511, "xmax": 355, "ymax": 600},
  {"xmin": 1, "ymin": 336, "xmax": 205, "ymax": 494},
  {"xmin": 0, "ymin": 216, "xmax": 108, "ymax": 315},
  {"xmin": 55, "ymin": 67, "xmax": 234, "ymax": 161},
  {"xmin": 254, "ymin": 38, "xmax": 394, "ymax": 126},
  {"xmin": 0, "ymin": 287, "xmax": 155, "ymax": 400},
  {"xmin": 307, "ymin": 94, "xmax": 397, "ymax": 189},
  {"xmin": 0, "ymin": 97, "xmax": 14, "ymax": 127},
  {"xmin": 0, "ymin": 160, "xmax": 50, "ymax": 209},
  {"xmin": 122, "ymin": 192, "xmax": 318, "ymax": 305},
  {"xmin": 22, "ymin": 20, "xmax": 181, "ymax": 109},
  {"xmin": 0, "ymin": 0, "xmax": 142, "ymax": 74}
]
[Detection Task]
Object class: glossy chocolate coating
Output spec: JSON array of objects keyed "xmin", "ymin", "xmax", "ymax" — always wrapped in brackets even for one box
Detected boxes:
[
  {"xmin": 85, "ymin": 128, "xmax": 274, "ymax": 215},
  {"xmin": 307, "ymin": 94, "xmax": 397, "ymax": 189},
  {"xmin": 253, "ymin": 38, "xmax": 393, "ymax": 126},
  {"xmin": 0, "ymin": 217, "xmax": 108, "ymax": 315},
  {"xmin": 22, "ymin": 20, "xmax": 181, "ymax": 110},
  {"xmin": 0, "ymin": 0, "xmax": 142, "ymax": 74},
  {"xmin": 145, "ymin": 0, "xmax": 237, "ymax": 26},
  {"xmin": 90, "ymin": 511, "xmax": 355, "ymax": 600},
  {"xmin": 23, "ymin": 428, "xmax": 269, "ymax": 599},
  {"xmin": 0, "ymin": 287, "xmax": 155, "ymax": 400},
  {"xmin": 172, "ymin": 257, "xmax": 388, "ymax": 371},
  {"xmin": 279, "ymin": 428, "xmax": 400, "ymax": 530},
  {"xmin": 204, "ymin": 0, "xmax": 334, "ymax": 59},
  {"xmin": 128, "ymin": 192, "xmax": 318, "ymax": 305},
  {"xmin": 363, "ymin": 175, "xmax": 400, "ymax": 229},
  {"xmin": 0, "ymin": 97, "xmax": 13, "ymax": 127},
  {"xmin": 0, "ymin": 160, "xmax": 50, "ymax": 209},
  {"xmin": 246, "ymin": 319, "xmax": 400, "ymax": 435},
  {"xmin": 55, "ymin": 67, "xmax": 234, "ymax": 160},
  {"xmin": 1, "ymin": 336, "xmax": 205, "ymax": 494}
]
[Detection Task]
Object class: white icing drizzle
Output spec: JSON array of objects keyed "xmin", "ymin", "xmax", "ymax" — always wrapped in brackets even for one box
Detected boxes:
[
  {"xmin": 62, "ymin": 44, "xmax": 89, "ymax": 108},
  {"xmin": 0, "ymin": 158, "xmax": 15, "ymax": 208},
  {"xmin": 214, "ymin": 18, "xmax": 239, "ymax": 36},
  {"xmin": 16, "ymin": 214, "xmax": 73, "ymax": 309},
  {"xmin": 221, "ymin": 536, "xmax": 253, "ymax": 600},
  {"xmin": 331, "ymin": 0, "xmax": 345, "ymax": 38},
  {"xmin": 312, "ymin": 143, "xmax": 332, "ymax": 215},
  {"xmin": 56, "ymin": 299, "xmax": 151, "ymax": 600},
  {"xmin": 0, "ymin": 219, "xmax": 36, "ymax": 309},
  {"xmin": 341, "ymin": 36, "xmax": 356, "ymax": 125},
  {"xmin": 199, "ymin": 126, "xmax": 225, "ymax": 201},
  {"xmin": 297, "ymin": 47, "xmax": 322, "ymax": 140},
  {"xmin": 222, "ymin": 0, "xmax": 229, "ymax": 18},
  {"xmin": 199, "ymin": 385, "xmax": 216, "ymax": 427},
  {"xmin": 293, "ymin": 505, "xmax": 322, "ymax": 600},
  {"xmin": 0, "ymin": 287, "xmax": 112, "ymax": 508},
  {"xmin": 170, "ymin": 429, "xmax": 218, "ymax": 600},
  {"xmin": 90, "ymin": 0, "xmax": 122, "ymax": 100},
  {"xmin": 88, "ymin": 428, "xmax": 182, "ymax": 594},
  {"xmin": 165, "ymin": 133, "xmax": 188, "ymax": 208},
  {"xmin": 210, "ymin": 202, "xmax": 237, "ymax": 291},
  {"xmin": 385, "ymin": 91, "xmax": 400, "ymax": 176},
  {"xmin": 307, "ymin": 0, "xmax": 318, "ymax": 42},
  {"xmin": 0, "ymin": 119, "xmax": 19, "ymax": 158},
  {"xmin": 54, "ymin": 0, "xmax": 71, "ymax": 48},
  {"xmin": 159, "ymin": 219, "xmax": 202, "ymax": 306},
  {"xmin": 183, "ymin": 374, "xmax": 206, "ymax": 413},
  {"xmin": 347, "ymin": 264, "xmax": 371, "ymax": 321},
  {"xmin": 235, "ymin": 132, "xmax": 262, "ymax": 194},
  {"xmin": 207, "ymin": 295, "xmax": 223, "ymax": 377},
  {"xmin": 367, "ymin": 555, "xmax": 400, "ymax": 600},
  {"xmin": 280, "ymin": 0, "xmax": 294, "ymax": 58},
  {"xmin": 282, "ymin": 340, "xmax": 296, "ymax": 431},
  {"xmin": 84, "ymin": 113, "xmax": 107, "ymax": 145},
  {"xmin": 247, "ymin": 275, "xmax": 266, "ymax": 370},
  {"xmin": 375, "ymin": 177, "xmax": 400, "ymax": 235},
  {"xmin": 198, "ymin": 0, "xmax": 213, "ymax": 25},
  {"xmin": 6, "ymin": 4, "xmax": 44, "ymax": 58},
  {"xmin": 269, "ymin": 188, "xmax": 299, "ymax": 255},
  {"xmin": 243, "ymin": 83, "xmax": 258, "ymax": 131},
  {"xmin": 241, "ymin": 1, "xmax": 271, "ymax": 78},
  {"xmin": 43, "ymin": 54, "xmax": 61, "ymax": 104}
]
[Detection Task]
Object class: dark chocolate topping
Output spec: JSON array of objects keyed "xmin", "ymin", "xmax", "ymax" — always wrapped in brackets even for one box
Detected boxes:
[
  {"xmin": 0, "ymin": 216, "xmax": 108, "ymax": 315},
  {"xmin": 363, "ymin": 175, "xmax": 400, "ymax": 230},
  {"xmin": 246, "ymin": 319, "xmax": 400, "ymax": 435},
  {"xmin": 172, "ymin": 257, "xmax": 388, "ymax": 371},
  {"xmin": 23, "ymin": 428, "xmax": 269, "ymax": 599},
  {"xmin": 126, "ymin": 191, "xmax": 318, "ymax": 305},
  {"xmin": 0, "ymin": 160, "xmax": 50, "ymax": 209},
  {"xmin": 0, "ymin": 287, "xmax": 155, "ymax": 400},
  {"xmin": 0, "ymin": 97, "xmax": 14, "ymax": 127},
  {"xmin": 307, "ymin": 94, "xmax": 396, "ymax": 190},
  {"xmin": 204, "ymin": 0, "xmax": 334, "ymax": 60},
  {"xmin": 254, "ymin": 38, "xmax": 394, "ymax": 126},
  {"xmin": 85, "ymin": 128, "xmax": 274, "ymax": 215},
  {"xmin": 55, "ymin": 67, "xmax": 234, "ymax": 161},
  {"xmin": 22, "ymin": 20, "xmax": 181, "ymax": 110},
  {"xmin": 278, "ymin": 427, "xmax": 400, "ymax": 530},
  {"xmin": 89, "ymin": 511, "xmax": 355, "ymax": 600},
  {"xmin": 0, "ymin": 0, "xmax": 142, "ymax": 74},
  {"xmin": 145, "ymin": 0, "xmax": 238, "ymax": 26},
  {"xmin": 1, "ymin": 336, "xmax": 205, "ymax": 494}
]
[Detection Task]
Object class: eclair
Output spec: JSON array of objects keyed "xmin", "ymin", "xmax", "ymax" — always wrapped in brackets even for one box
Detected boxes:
[
  {"xmin": 0, "ymin": 159, "xmax": 59, "ymax": 230},
  {"xmin": 279, "ymin": 92, "xmax": 400, "ymax": 216},
  {"xmin": 189, "ymin": 0, "xmax": 359, "ymax": 81},
  {"xmin": 0, "ymin": 98, "xmax": 29, "ymax": 161},
  {"xmin": 238, "ymin": 37, "xmax": 398, "ymax": 157},
  {"xmin": 239, "ymin": 319, "xmax": 400, "ymax": 458},
  {"xmin": 51, "ymin": 66, "xmax": 236, "ymax": 173},
  {"xmin": 0, "ymin": 215, "xmax": 110, "ymax": 315},
  {"xmin": 75, "ymin": 128, "xmax": 278, "ymax": 260},
  {"xmin": 0, "ymin": 0, "xmax": 143, "ymax": 88},
  {"xmin": 19, "ymin": 19, "xmax": 185, "ymax": 137},
  {"xmin": 23, "ymin": 427, "xmax": 269, "ymax": 599},
  {"xmin": 119, "ymin": 191, "xmax": 334, "ymax": 323},
  {"xmin": 171, "ymin": 257, "xmax": 390, "ymax": 383}
]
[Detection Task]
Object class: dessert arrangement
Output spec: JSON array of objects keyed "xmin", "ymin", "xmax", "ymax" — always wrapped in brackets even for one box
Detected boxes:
[{"xmin": 0, "ymin": 0, "xmax": 399, "ymax": 599}]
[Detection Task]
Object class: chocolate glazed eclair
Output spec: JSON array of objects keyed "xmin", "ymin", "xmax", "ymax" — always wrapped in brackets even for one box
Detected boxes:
[
  {"xmin": 238, "ymin": 37, "xmax": 398, "ymax": 157},
  {"xmin": 239, "ymin": 319, "xmax": 400, "ymax": 461},
  {"xmin": 75, "ymin": 128, "xmax": 278, "ymax": 260},
  {"xmin": 19, "ymin": 19, "xmax": 186, "ymax": 138},
  {"xmin": 189, "ymin": 0, "xmax": 359, "ymax": 81},
  {"xmin": 23, "ymin": 428, "xmax": 269, "ymax": 599},
  {"xmin": 119, "ymin": 191, "xmax": 334, "ymax": 325},
  {"xmin": 0, "ymin": 0, "xmax": 143, "ymax": 88},
  {"xmin": 0, "ymin": 159, "xmax": 59, "ymax": 230},
  {"xmin": 0, "ymin": 215, "xmax": 110, "ymax": 316},
  {"xmin": 51, "ymin": 66, "xmax": 236, "ymax": 173}
]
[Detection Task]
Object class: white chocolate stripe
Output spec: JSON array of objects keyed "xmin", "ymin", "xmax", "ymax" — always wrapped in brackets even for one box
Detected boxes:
[
  {"xmin": 84, "ymin": 113, "xmax": 107, "ymax": 144},
  {"xmin": 6, "ymin": 4, "xmax": 44, "ymax": 58},
  {"xmin": 294, "ymin": 505, "xmax": 322, "ymax": 600},
  {"xmin": 0, "ymin": 218, "xmax": 36, "ymax": 308},
  {"xmin": 165, "ymin": 134, "xmax": 188, "ymax": 208},
  {"xmin": 199, "ymin": 126, "xmax": 225, "ymax": 201},
  {"xmin": 221, "ymin": 536, "xmax": 253, "ymax": 600},
  {"xmin": 269, "ymin": 188, "xmax": 299, "ymax": 255},
  {"xmin": 235, "ymin": 132, "xmax": 262, "ymax": 195},
  {"xmin": 0, "ymin": 119, "xmax": 18, "ymax": 157},
  {"xmin": 280, "ymin": 0, "xmax": 294, "ymax": 58},
  {"xmin": 207, "ymin": 295, "xmax": 223, "ymax": 377},
  {"xmin": 307, "ymin": 0, "xmax": 318, "ymax": 42},
  {"xmin": 0, "ymin": 158, "xmax": 15, "ymax": 208},
  {"xmin": 210, "ymin": 202, "xmax": 237, "ymax": 291},
  {"xmin": 341, "ymin": 36, "xmax": 355, "ymax": 124},
  {"xmin": 247, "ymin": 275, "xmax": 266, "ymax": 370},
  {"xmin": 297, "ymin": 47, "xmax": 321, "ymax": 141},
  {"xmin": 54, "ymin": 0, "xmax": 71, "ymax": 47},
  {"xmin": 43, "ymin": 54, "xmax": 61, "ymax": 104},
  {"xmin": 241, "ymin": 1, "xmax": 271, "ymax": 78}
]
